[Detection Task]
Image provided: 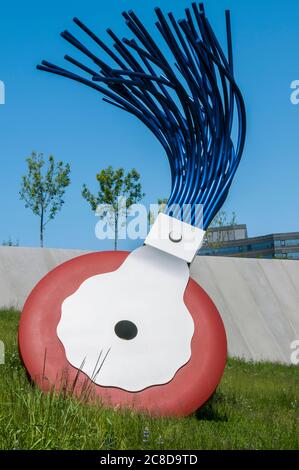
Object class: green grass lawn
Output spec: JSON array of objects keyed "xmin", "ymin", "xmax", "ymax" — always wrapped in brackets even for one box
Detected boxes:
[{"xmin": 0, "ymin": 308, "xmax": 298, "ymax": 450}]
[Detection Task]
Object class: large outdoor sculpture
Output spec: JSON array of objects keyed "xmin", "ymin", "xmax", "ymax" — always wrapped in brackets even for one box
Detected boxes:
[{"xmin": 19, "ymin": 3, "xmax": 246, "ymax": 416}]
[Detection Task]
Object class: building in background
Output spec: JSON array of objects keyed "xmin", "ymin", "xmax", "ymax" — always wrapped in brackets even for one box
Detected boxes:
[{"xmin": 199, "ymin": 225, "xmax": 299, "ymax": 259}]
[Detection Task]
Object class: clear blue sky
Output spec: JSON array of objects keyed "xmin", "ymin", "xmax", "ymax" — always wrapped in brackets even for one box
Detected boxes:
[{"xmin": 0, "ymin": 0, "xmax": 298, "ymax": 251}]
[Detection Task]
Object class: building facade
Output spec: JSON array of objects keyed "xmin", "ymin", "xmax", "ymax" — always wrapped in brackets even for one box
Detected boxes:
[{"xmin": 199, "ymin": 225, "xmax": 299, "ymax": 260}]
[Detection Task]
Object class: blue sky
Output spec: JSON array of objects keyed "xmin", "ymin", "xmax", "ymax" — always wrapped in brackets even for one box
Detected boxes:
[{"xmin": 0, "ymin": 0, "xmax": 298, "ymax": 251}]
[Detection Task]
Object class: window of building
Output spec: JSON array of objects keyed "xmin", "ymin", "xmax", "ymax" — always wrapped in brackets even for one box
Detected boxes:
[
  {"xmin": 250, "ymin": 241, "xmax": 273, "ymax": 251},
  {"xmin": 286, "ymin": 252, "xmax": 299, "ymax": 260},
  {"xmin": 276, "ymin": 253, "xmax": 287, "ymax": 259},
  {"xmin": 285, "ymin": 239, "xmax": 299, "ymax": 247}
]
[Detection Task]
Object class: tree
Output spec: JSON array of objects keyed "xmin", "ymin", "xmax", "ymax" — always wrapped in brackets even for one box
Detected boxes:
[
  {"xmin": 210, "ymin": 210, "xmax": 237, "ymax": 229},
  {"xmin": 20, "ymin": 152, "xmax": 71, "ymax": 247},
  {"xmin": 82, "ymin": 166, "xmax": 145, "ymax": 250},
  {"xmin": 148, "ymin": 197, "xmax": 168, "ymax": 226},
  {"xmin": 205, "ymin": 210, "xmax": 238, "ymax": 248}
]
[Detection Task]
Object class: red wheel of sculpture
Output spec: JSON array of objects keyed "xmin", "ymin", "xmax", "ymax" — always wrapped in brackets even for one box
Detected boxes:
[{"xmin": 19, "ymin": 251, "xmax": 227, "ymax": 417}]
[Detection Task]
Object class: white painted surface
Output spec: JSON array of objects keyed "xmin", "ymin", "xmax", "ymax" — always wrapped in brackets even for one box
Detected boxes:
[
  {"xmin": 0, "ymin": 246, "xmax": 298, "ymax": 364},
  {"xmin": 57, "ymin": 246, "xmax": 193, "ymax": 391},
  {"xmin": 145, "ymin": 213, "xmax": 205, "ymax": 263}
]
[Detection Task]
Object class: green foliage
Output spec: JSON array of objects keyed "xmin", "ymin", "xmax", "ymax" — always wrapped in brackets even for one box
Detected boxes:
[
  {"xmin": 157, "ymin": 198, "xmax": 168, "ymax": 208},
  {"xmin": 19, "ymin": 152, "xmax": 71, "ymax": 247},
  {"xmin": 210, "ymin": 210, "xmax": 237, "ymax": 228},
  {"xmin": 82, "ymin": 166, "xmax": 145, "ymax": 250},
  {"xmin": 205, "ymin": 210, "xmax": 238, "ymax": 249},
  {"xmin": 0, "ymin": 309, "xmax": 298, "ymax": 450},
  {"xmin": 148, "ymin": 197, "xmax": 168, "ymax": 225}
]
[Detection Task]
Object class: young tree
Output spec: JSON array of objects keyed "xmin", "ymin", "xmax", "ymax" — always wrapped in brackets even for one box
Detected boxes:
[
  {"xmin": 205, "ymin": 210, "xmax": 238, "ymax": 248},
  {"xmin": 20, "ymin": 152, "xmax": 71, "ymax": 247},
  {"xmin": 82, "ymin": 166, "xmax": 145, "ymax": 250},
  {"xmin": 210, "ymin": 210, "xmax": 237, "ymax": 229},
  {"xmin": 148, "ymin": 197, "xmax": 168, "ymax": 226}
]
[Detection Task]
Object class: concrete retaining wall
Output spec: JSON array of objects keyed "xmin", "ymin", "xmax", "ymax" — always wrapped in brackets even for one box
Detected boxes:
[
  {"xmin": 0, "ymin": 246, "xmax": 298, "ymax": 364},
  {"xmin": 190, "ymin": 256, "xmax": 299, "ymax": 364},
  {"xmin": 0, "ymin": 246, "xmax": 84, "ymax": 309}
]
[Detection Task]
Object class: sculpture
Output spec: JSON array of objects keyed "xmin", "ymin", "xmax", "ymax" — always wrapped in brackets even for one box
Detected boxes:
[{"xmin": 19, "ymin": 3, "xmax": 246, "ymax": 416}]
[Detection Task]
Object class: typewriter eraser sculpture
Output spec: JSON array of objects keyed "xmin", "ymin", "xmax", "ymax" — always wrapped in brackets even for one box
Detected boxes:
[{"xmin": 19, "ymin": 3, "xmax": 246, "ymax": 417}]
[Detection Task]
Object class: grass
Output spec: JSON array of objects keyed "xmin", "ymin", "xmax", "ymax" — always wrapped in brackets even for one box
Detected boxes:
[{"xmin": 0, "ymin": 308, "xmax": 298, "ymax": 450}]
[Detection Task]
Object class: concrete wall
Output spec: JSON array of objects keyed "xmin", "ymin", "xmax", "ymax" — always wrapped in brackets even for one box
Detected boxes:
[
  {"xmin": 0, "ymin": 246, "xmax": 85, "ymax": 309},
  {"xmin": 0, "ymin": 246, "xmax": 298, "ymax": 364},
  {"xmin": 190, "ymin": 257, "xmax": 299, "ymax": 364}
]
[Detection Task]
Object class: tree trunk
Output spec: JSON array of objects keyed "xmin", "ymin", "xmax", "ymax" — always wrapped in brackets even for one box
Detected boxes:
[
  {"xmin": 40, "ymin": 207, "xmax": 44, "ymax": 248},
  {"xmin": 114, "ymin": 212, "xmax": 118, "ymax": 251}
]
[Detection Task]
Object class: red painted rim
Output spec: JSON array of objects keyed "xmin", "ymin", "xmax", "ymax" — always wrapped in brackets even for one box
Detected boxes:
[{"xmin": 19, "ymin": 251, "xmax": 227, "ymax": 417}]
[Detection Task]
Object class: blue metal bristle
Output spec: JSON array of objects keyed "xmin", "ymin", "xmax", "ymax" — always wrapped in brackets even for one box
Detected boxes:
[{"xmin": 37, "ymin": 3, "xmax": 246, "ymax": 230}]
